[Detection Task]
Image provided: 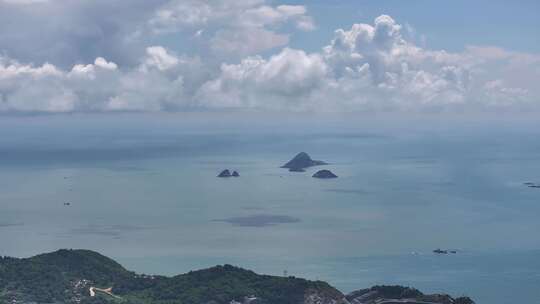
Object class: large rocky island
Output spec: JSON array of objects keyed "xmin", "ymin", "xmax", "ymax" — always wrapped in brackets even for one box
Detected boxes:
[
  {"xmin": 0, "ymin": 249, "xmax": 474, "ymax": 304},
  {"xmin": 281, "ymin": 152, "xmax": 327, "ymax": 172}
]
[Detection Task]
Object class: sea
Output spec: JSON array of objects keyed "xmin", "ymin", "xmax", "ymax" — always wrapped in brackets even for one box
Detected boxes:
[{"xmin": 0, "ymin": 113, "xmax": 539, "ymax": 304}]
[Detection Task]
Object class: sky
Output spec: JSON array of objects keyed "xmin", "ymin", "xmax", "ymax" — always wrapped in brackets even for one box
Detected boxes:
[{"xmin": 0, "ymin": 0, "xmax": 539, "ymax": 114}]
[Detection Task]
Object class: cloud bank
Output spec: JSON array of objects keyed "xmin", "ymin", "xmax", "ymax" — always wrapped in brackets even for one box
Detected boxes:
[{"xmin": 0, "ymin": 0, "xmax": 538, "ymax": 113}]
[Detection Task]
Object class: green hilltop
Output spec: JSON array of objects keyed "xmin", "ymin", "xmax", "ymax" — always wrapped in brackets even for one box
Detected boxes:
[{"xmin": 0, "ymin": 249, "xmax": 474, "ymax": 304}]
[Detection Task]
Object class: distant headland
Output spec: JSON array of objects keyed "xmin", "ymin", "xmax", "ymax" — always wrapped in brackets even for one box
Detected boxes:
[{"xmin": 0, "ymin": 249, "xmax": 475, "ymax": 304}]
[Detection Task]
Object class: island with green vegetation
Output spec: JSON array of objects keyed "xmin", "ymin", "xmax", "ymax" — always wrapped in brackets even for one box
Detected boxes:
[{"xmin": 0, "ymin": 249, "xmax": 474, "ymax": 304}]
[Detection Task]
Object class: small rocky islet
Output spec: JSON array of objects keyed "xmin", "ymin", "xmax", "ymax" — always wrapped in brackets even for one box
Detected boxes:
[
  {"xmin": 217, "ymin": 169, "xmax": 240, "ymax": 178},
  {"xmin": 217, "ymin": 152, "xmax": 339, "ymax": 179},
  {"xmin": 217, "ymin": 169, "xmax": 231, "ymax": 177},
  {"xmin": 281, "ymin": 152, "xmax": 327, "ymax": 172},
  {"xmin": 281, "ymin": 152, "xmax": 338, "ymax": 178},
  {"xmin": 312, "ymin": 169, "xmax": 338, "ymax": 179}
]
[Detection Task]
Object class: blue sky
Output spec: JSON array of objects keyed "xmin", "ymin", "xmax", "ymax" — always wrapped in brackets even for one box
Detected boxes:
[
  {"xmin": 286, "ymin": 0, "xmax": 540, "ymax": 53},
  {"xmin": 0, "ymin": 0, "xmax": 539, "ymax": 113}
]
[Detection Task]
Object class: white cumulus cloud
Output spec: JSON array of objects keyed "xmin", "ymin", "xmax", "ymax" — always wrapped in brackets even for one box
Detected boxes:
[
  {"xmin": 196, "ymin": 15, "xmax": 539, "ymax": 112},
  {"xmin": 148, "ymin": 0, "xmax": 315, "ymax": 56},
  {"xmin": 197, "ymin": 48, "xmax": 327, "ymax": 110},
  {"xmin": 0, "ymin": 13, "xmax": 539, "ymax": 113}
]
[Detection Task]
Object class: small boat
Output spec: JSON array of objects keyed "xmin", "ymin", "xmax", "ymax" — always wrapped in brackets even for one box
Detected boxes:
[{"xmin": 433, "ymin": 248, "xmax": 448, "ymax": 254}]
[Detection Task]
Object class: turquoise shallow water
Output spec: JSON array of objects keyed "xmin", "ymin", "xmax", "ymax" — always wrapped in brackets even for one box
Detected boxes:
[{"xmin": 0, "ymin": 114, "xmax": 539, "ymax": 303}]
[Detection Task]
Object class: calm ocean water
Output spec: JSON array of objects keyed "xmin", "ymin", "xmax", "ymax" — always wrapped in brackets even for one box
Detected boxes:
[{"xmin": 0, "ymin": 114, "xmax": 539, "ymax": 303}]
